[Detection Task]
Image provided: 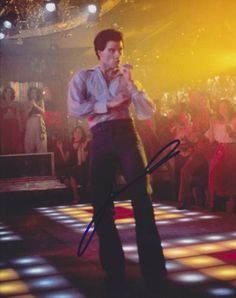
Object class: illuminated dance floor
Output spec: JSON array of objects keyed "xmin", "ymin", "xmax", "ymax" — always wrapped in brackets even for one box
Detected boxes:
[{"xmin": 1, "ymin": 200, "xmax": 236, "ymax": 298}]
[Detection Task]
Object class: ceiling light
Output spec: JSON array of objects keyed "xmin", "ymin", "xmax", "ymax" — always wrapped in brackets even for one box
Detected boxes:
[
  {"xmin": 45, "ymin": 1, "xmax": 56, "ymax": 12},
  {"xmin": 88, "ymin": 4, "xmax": 97, "ymax": 14},
  {"xmin": 3, "ymin": 20, "xmax": 12, "ymax": 29},
  {"xmin": 0, "ymin": 32, "xmax": 5, "ymax": 40}
]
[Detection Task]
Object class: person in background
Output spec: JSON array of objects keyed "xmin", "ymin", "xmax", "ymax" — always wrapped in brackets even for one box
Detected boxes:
[
  {"xmin": 65, "ymin": 126, "xmax": 90, "ymax": 204},
  {"xmin": 51, "ymin": 132, "xmax": 70, "ymax": 184},
  {"xmin": 68, "ymin": 28, "xmax": 166, "ymax": 297},
  {"xmin": 207, "ymin": 99, "xmax": 236, "ymax": 211},
  {"xmin": 0, "ymin": 86, "xmax": 23, "ymax": 154},
  {"xmin": 24, "ymin": 87, "xmax": 47, "ymax": 153}
]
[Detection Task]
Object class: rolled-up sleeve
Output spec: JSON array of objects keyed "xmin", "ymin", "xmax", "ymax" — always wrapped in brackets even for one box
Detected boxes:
[
  {"xmin": 127, "ymin": 80, "xmax": 156, "ymax": 120},
  {"xmin": 68, "ymin": 70, "xmax": 108, "ymax": 118}
]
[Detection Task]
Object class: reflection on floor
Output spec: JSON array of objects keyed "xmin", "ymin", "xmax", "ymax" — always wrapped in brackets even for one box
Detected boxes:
[{"xmin": 1, "ymin": 200, "xmax": 236, "ymax": 298}]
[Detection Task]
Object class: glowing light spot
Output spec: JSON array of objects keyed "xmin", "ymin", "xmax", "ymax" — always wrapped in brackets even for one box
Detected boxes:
[
  {"xmin": 220, "ymin": 240, "xmax": 236, "ymax": 249},
  {"xmin": 29, "ymin": 276, "xmax": 70, "ymax": 289},
  {"xmin": 56, "ymin": 205, "xmax": 68, "ymax": 209},
  {"xmin": 11, "ymin": 257, "xmax": 45, "ymax": 266},
  {"xmin": 115, "ymin": 218, "xmax": 135, "ymax": 224},
  {"xmin": 203, "ymin": 235, "xmax": 226, "ymax": 241},
  {"xmin": 60, "ymin": 219, "xmax": 78, "ymax": 224},
  {"xmin": 192, "ymin": 243, "xmax": 226, "ymax": 253},
  {"xmin": 71, "ymin": 223, "xmax": 87, "ymax": 228},
  {"xmin": 177, "ymin": 218, "xmax": 193, "ymax": 222},
  {"xmin": 88, "ymin": 4, "xmax": 97, "ymax": 14},
  {"xmin": 40, "ymin": 290, "xmax": 86, "ymax": 297},
  {"xmin": 20, "ymin": 265, "xmax": 57, "ymax": 276},
  {"xmin": 0, "ymin": 269, "xmax": 19, "ymax": 281},
  {"xmin": 116, "ymin": 223, "xmax": 135, "ymax": 229},
  {"xmin": 208, "ymin": 287, "xmax": 236, "ymax": 296},
  {"xmin": 157, "ymin": 206, "xmax": 174, "ymax": 210},
  {"xmin": 161, "ymin": 241, "xmax": 172, "ymax": 248},
  {"xmin": 171, "ymin": 272, "xmax": 208, "ymax": 283},
  {"xmin": 176, "ymin": 238, "xmax": 200, "ymax": 244},
  {"xmin": 45, "ymin": 2, "xmax": 56, "ymax": 12},
  {"xmin": 0, "ymin": 281, "xmax": 29, "ymax": 295},
  {"xmin": 200, "ymin": 265, "xmax": 236, "ymax": 281},
  {"xmin": 157, "ymin": 213, "xmax": 182, "ymax": 219},
  {"xmin": 157, "ymin": 220, "xmax": 171, "ymax": 225},
  {"xmin": 178, "ymin": 256, "xmax": 224, "ymax": 268},
  {"xmin": 0, "ymin": 230, "xmax": 13, "ymax": 236},
  {"xmin": 166, "ymin": 261, "xmax": 185, "ymax": 271},
  {"xmin": 154, "ymin": 210, "xmax": 167, "ymax": 215},
  {"xmin": 164, "ymin": 247, "xmax": 197, "ymax": 259},
  {"xmin": 184, "ymin": 212, "xmax": 201, "ymax": 216},
  {"xmin": 38, "ymin": 209, "xmax": 55, "ymax": 213},
  {"xmin": 3, "ymin": 20, "xmax": 12, "ymax": 29},
  {"xmin": 1, "ymin": 235, "xmax": 21, "ymax": 241},
  {"xmin": 0, "ymin": 32, "xmax": 5, "ymax": 40},
  {"xmin": 123, "ymin": 245, "xmax": 137, "ymax": 252},
  {"xmin": 52, "ymin": 215, "xmax": 69, "ymax": 220},
  {"xmin": 198, "ymin": 215, "xmax": 218, "ymax": 219},
  {"xmin": 44, "ymin": 212, "xmax": 61, "ymax": 216}
]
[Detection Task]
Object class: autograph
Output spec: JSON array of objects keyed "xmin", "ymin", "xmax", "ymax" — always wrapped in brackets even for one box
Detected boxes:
[{"xmin": 77, "ymin": 139, "xmax": 180, "ymax": 257}]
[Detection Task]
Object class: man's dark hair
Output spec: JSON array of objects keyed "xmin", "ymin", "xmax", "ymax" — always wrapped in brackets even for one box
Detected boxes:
[{"xmin": 94, "ymin": 29, "xmax": 123, "ymax": 59}]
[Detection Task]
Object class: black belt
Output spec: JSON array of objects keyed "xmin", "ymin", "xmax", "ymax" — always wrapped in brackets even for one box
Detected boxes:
[{"xmin": 91, "ymin": 119, "xmax": 133, "ymax": 134}]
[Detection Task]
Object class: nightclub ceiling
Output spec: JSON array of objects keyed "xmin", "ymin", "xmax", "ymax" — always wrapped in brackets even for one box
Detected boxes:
[{"xmin": 0, "ymin": 0, "xmax": 119, "ymax": 39}]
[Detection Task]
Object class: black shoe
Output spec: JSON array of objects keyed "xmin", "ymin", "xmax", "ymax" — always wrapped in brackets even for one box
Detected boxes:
[
  {"xmin": 145, "ymin": 276, "xmax": 168, "ymax": 298},
  {"xmin": 104, "ymin": 275, "xmax": 132, "ymax": 298},
  {"xmin": 177, "ymin": 203, "xmax": 187, "ymax": 210}
]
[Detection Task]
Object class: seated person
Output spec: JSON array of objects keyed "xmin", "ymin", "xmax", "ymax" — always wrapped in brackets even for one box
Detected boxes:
[{"xmin": 65, "ymin": 125, "xmax": 90, "ymax": 204}]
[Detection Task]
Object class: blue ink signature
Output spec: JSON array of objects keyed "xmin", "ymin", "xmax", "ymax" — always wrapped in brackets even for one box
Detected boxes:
[{"xmin": 77, "ymin": 139, "xmax": 180, "ymax": 257}]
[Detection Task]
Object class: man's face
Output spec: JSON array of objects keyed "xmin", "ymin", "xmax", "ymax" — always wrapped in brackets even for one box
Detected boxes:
[{"xmin": 98, "ymin": 40, "xmax": 123, "ymax": 69}]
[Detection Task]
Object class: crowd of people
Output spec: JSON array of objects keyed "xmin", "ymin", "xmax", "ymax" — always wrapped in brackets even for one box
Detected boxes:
[
  {"xmin": 138, "ymin": 91, "xmax": 236, "ymax": 213},
  {"xmin": 1, "ymin": 81, "xmax": 236, "ymax": 210}
]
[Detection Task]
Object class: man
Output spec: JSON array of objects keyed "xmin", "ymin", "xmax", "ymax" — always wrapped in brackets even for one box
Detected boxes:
[{"xmin": 68, "ymin": 29, "xmax": 166, "ymax": 296}]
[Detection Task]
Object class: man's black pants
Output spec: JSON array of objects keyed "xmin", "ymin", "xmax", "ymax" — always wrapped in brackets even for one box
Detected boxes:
[{"xmin": 90, "ymin": 119, "xmax": 166, "ymax": 284}]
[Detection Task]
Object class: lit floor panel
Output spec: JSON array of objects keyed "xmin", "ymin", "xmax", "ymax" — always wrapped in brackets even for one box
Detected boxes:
[
  {"xmin": 35, "ymin": 201, "xmax": 236, "ymax": 297},
  {"xmin": 1, "ymin": 200, "xmax": 235, "ymax": 298}
]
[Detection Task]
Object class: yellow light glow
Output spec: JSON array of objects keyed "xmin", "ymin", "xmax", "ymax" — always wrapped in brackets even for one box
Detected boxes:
[
  {"xmin": 74, "ymin": 206, "xmax": 93, "ymax": 210},
  {"xmin": 60, "ymin": 209, "xmax": 92, "ymax": 220},
  {"xmin": 218, "ymin": 240, "xmax": 236, "ymax": 249},
  {"xmin": 115, "ymin": 218, "xmax": 135, "ymax": 224},
  {"xmin": 58, "ymin": 207, "xmax": 74, "ymax": 212},
  {"xmin": 164, "ymin": 247, "xmax": 198, "ymax": 259},
  {"xmin": 116, "ymin": 203, "xmax": 132, "ymax": 208},
  {"xmin": 189, "ymin": 243, "xmax": 226, "ymax": 253},
  {"xmin": 156, "ymin": 213, "xmax": 183, "ymax": 220},
  {"xmin": 0, "ymin": 269, "xmax": 19, "ymax": 281},
  {"xmin": 200, "ymin": 265, "xmax": 236, "ymax": 281},
  {"xmin": 68, "ymin": 211, "xmax": 92, "ymax": 216},
  {"xmin": 177, "ymin": 256, "xmax": 224, "ymax": 268},
  {"xmin": 0, "ymin": 281, "xmax": 29, "ymax": 295},
  {"xmin": 71, "ymin": 213, "xmax": 92, "ymax": 218},
  {"xmin": 154, "ymin": 210, "xmax": 168, "ymax": 215}
]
